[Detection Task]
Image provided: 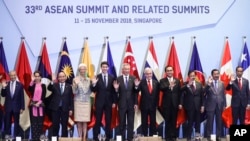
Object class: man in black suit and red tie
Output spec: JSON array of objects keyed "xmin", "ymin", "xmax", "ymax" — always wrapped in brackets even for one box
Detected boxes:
[
  {"xmin": 113, "ymin": 63, "xmax": 139, "ymax": 141},
  {"xmin": 91, "ymin": 61, "xmax": 116, "ymax": 141},
  {"xmin": 137, "ymin": 67, "xmax": 159, "ymax": 136},
  {"xmin": 226, "ymin": 66, "xmax": 250, "ymax": 125},
  {"xmin": 179, "ymin": 70, "xmax": 205, "ymax": 141},
  {"xmin": 159, "ymin": 65, "xmax": 181, "ymax": 141},
  {"xmin": 1, "ymin": 70, "xmax": 25, "ymax": 138},
  {"xmin": 48, "ymin": 71, "xmax": 74, "ymax": 137}
]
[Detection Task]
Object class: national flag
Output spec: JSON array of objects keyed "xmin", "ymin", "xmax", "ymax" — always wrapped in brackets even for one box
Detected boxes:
[
  {"xmin": 15, "ymin": 39, "xmax": 32, "ymax": 133},
  {"xmin": 122, "ymin": 38, "xmax": 140, "ymax": 131},
  {"xmin": 81, "ymin": 38, "xmax": 95, "ymax": 79},
  {"xmin": 142, "ymin": 38, "xmax": 160, "ymax": 81},
  {"xmin": 165, "ymin": 39, "xmax": 184, "ymax": 128},
  {"xmin": 166, "ymin": 40, "xmax": 183, "ymax": 84},
  {"xmin": 107, "ymin": 41, "xmax": 117, "ymax": 78},
  {"xmin": 0, "ymin": 39, "xmax": 9, "ymax": 81},
  {"xmin": 239, "ymin": 41, "xmax": 250, "ymax": 125},
  {"xmin": 122, "ymin": 39, "xmax": 140, "ymax": 79},
  {"xmin": 188, "ymin": 40, "xmax": 205, "ymax": 85},
  {"xmin": 36, "ymin": 38, "xmax": 53, "ymax": 131},
  {"xmin": 220, "ymin": 39, "xmax": 234, "ymax": 128},
  {"xmin": 37, "ymin": 39, "xmax": 52, "ymax": 86},
  {"xmin": 241, "ymin": 41, "xmax": 250, "ymax": 86},
  {"xmin": 97, "ymin": 37, "xmax": 117, "ymax": 78},
  {"xmin": 57, "ymin": 40, "xmax": 75, "ymax": 84},
  {"xmin": 0, "ymin": 39, "xmax": 9, "ymax": 110},
  {"xmin": 57, "ymin": 39, "xmax": 75, "ymax": 129}
]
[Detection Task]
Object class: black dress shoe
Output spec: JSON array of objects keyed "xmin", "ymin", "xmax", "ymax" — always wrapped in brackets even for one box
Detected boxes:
[
  {"xmin": 216, "ymin": 137, "xmax": 221, "ymax": 141},
  {"xmin": 207, "ymin": 137, "xmax": 212, "ymax": 141}
]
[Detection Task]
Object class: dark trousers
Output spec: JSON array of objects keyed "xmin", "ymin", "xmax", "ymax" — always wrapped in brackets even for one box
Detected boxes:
[
  {"xmin": 51, "ymin": 107, "xmax": 69, "ymax": 137},
  {"xmin": 93, "ymin": 104, "xmax": 112, "ymax": 140},
  {"xmin": 163, "ymin": 107, "xmax": 178, "ymax": 140},
  {"xmin": 232, "ymin": 106, "xmax": 246, "ymax": 125},
  {"xmin": 206, "ymin": 105, "xmax": 223, "ymax": 137},
  {"xmin": 0, "ymin": 110, "xmax": 3, "ymax": 138},
  {"xmin": 141, "ymin": 108, "xmax": 156, "ymax": 136},
  {"xmin": 4, "ymin": 110, "xmax": 20, "ymax": 137},
  {"xmin": 185, "ymin": 109, "xmax": 201, "ymax": 139},
  {"xmin": 118, "ymin": 107, "xmax": 135, "ymax": 141}
]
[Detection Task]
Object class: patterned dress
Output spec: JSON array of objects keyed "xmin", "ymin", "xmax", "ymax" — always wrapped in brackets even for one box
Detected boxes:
[{"xmin": 73, "ymin": 76, "xmax": 92, "ymax": 122}]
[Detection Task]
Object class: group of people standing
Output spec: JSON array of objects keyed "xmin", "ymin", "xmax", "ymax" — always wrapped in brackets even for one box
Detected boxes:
[{"xmin": 0, "ymin": 63, "xmax": 249, "ymax": 141}]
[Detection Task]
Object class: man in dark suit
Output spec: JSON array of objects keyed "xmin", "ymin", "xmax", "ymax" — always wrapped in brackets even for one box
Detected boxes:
[
  {"xmin": 137, "ymin": 67, "xmax": 159, "ymax": 136},
  {"xmin": 113, "ymin": 63, "xmax": 139, "ymax": 141},
  {"xmin": 179, "ymin": 70, "xmax": 205, "ymax": 141},
  {"xmin": 48, "ymin": 71, "xmax": 74, "ymax": 137},
  {"xmin": 204, "ymin": 69, "xmax": 226, "ymax": 141},
  {"xmin": 1, "ymin": 70, "xmax": 25, "ymax": 138},
  {"xmin": 159, "ymin": 65, "xmax": 181, "ymax": 141},
  {"xmin": 226, "ymin": 66, "xmax": 250, "ymax": 125},
  {"xmin": 91, "ymin": 61, "xmax": 116, "ymax": 141}
]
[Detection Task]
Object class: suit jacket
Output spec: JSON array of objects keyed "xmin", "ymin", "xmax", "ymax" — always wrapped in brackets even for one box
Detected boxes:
[
  {"xmin": 226, "ymin": 77, "xmax": 250, "ymax": 107},
  {"xmin": 1, "ymin": 81, "xmax": 25, "ymax": 112},
  {"xmin": 115, "ymin": 75, "xmax": 138, "ymax": 109},
  {"xmin": 138, "ymin": 79, "xmax": 159, "ymax": 110},
  {"xmin": 180, "ymin": 81, "xmax": 205, "ymax": 111},
  {"xmin": 28, "ymin": 83, "xmax": 46, "ymax": 106},
  {"xmin": 48, "ymin": 82, "xmax": 74, "ymax": 112},
  {"xmin": 91, "ymin": 73, "xmax": 116, "ymax": 108},
  {"xmin": 159, "ymin": 77, "xmax": 181, "ymax": 109},
  {"xmin": 204, "ymin": 80, "xmax": 226, "ymax": 111}
]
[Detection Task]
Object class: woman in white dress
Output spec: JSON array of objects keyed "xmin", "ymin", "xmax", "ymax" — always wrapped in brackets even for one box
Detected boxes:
[{"xmin": 72, "ymin": 63, "xmax": 92, "ymax": 141}]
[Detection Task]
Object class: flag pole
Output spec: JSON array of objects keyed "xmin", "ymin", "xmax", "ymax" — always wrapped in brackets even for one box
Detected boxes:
[
  {"xmin": 171, "ymin": 36, "xmax": 174, "ymax": 45},
  {"xmin": 243, "ymin": 36, "xmax": 246, "ymax": 43},
  {"xmin": 126, "ymin": 36, "xmax": 131, "ymax": 43}
]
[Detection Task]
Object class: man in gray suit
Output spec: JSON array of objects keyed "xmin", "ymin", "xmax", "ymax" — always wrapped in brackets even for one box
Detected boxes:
[
  {"xmin": 226, "ymin": 66, "xmax": 250, "ymax": 125},
  {"xmin": 204, "ymin": 69, "xmax": 226, "ymax": 141}
]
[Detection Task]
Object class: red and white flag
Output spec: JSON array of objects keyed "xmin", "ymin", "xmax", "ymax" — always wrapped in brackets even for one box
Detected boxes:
[
  {"xmin": 220, "ymin": 39, "xmax": 234, "ymax": 128},
  {"xmin": 122, "ymin": 39, "xmax": 140, "ymax": 79},
  {"xmin": 15, "ymin": 39, "xmax": 32, "ymax": 132}
]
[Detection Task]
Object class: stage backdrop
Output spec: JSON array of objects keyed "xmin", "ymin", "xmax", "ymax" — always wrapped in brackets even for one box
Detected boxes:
[
  {"xmin": 1, "ymin": 0, "xmax": 250, "ymax": 138},
  {"xmin": 1, "ymin": 0, "xmax": 249, "ymax": 77}
]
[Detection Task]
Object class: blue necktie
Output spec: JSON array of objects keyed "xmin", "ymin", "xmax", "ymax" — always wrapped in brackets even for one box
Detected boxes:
[
  {"xmin": 214, "ymin": 81, "xmax": 218, "ymax": 92},
  {"xmin": 125, "ymin": 76, "xmax": 128, "ymax": 88},
  {"xmin": 10, "ymin": 81, "xmax": 14, "ymax": 97},
  {"xmin": 60, "ymin": 84, "xmax": 64, "ymax": 94},
  {"xmin": 104, "ymin": 75, "xmax": 107, "ymax": 87}
]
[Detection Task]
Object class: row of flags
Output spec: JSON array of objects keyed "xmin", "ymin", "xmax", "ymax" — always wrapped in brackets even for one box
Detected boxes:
[{"xmin": 0, "ymin": 37, "xmax": 250, "ymax": 136}]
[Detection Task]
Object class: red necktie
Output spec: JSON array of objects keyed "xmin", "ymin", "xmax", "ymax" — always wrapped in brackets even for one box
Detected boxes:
[
  {"xmin": 147, "ymin": 80, "xmax": 152, "ymax": 94},
  {"xmin": 190, "ymin": 83, "xmax": 195, "ymax": 93},
  {"xmin": 238, "ymin": 78, "xmax": 242, "ymax": 89}
]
